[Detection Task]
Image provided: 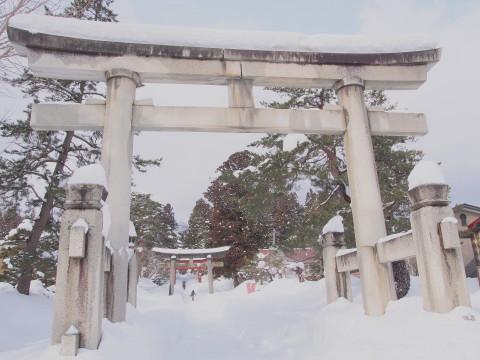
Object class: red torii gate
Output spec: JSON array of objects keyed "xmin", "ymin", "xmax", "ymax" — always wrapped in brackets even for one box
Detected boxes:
[{"xmin": 152, "ymin": 246, "xmax": 230, "ymax": 295}]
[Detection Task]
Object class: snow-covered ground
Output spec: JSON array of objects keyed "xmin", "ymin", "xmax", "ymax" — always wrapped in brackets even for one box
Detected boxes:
[{"xmin": 1, "ymin": 274, "xmax": 480, "ymax": 360}]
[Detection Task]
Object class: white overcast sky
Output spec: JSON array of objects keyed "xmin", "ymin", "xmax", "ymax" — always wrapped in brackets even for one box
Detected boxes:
[{"xmin": 105, "ymin": 0, "xmax": 480, "ymax": 224}]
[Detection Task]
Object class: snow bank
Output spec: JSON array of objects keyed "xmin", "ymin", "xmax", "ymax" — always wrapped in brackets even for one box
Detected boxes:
[
  {"xmin": 10, "ymin": 14, "xmax": 437, "ymax": 54},
  {"xmin": 67, "ymin": 163, "xmax": 108, "ymax": 189},
  {"xmin": 408, "ymin": 160, "xmax": 446, "ymax": 190},
  {"xmin": 1, "ymin": 275, "xmax": 480, "ymax": 360},
  {"xmin": 322, "ymin": 215, "xmax": 344, "ymax": 234}
]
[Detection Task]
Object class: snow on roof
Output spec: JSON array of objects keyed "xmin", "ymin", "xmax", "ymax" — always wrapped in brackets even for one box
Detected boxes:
[
  {"xmin": 9, "ymin": 14, "xmax": 437, "ymax": 54},
  {"xmin": 407, "ymin": 161, "xmax": 446, "ymax": 190},
  {"xmin": 67, "ymin": 163, "xmax": 107, "ymax": 189},
  {"xmin": 152, "ymin": 246, "xmax": 230, "ymax": 256}
]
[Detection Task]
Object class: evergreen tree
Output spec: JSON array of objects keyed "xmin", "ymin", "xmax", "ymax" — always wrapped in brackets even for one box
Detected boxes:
[
  {"xmin": 130, "ymin": 192, "xmax": 178, "ymax": 249},
  {"xmin": 0, "ymin": 0, "xmax": 160, "ymax": 294},
  {"xmin": 204, "ymin": 151, "xmax": 269, "ymax": 286},
  {"xmin": 182, "ymin": 198, "xmax": 212, "ymax": 249},
  {"xmin": 241, "ymin": 87, "xmax": 419, "ymax": 297},
  {"xmin": 0, "ymin": 206, "xmax": 23, "ymax": 238}
]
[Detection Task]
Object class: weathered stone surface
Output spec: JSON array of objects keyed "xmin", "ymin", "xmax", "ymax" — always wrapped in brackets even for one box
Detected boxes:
[
  {"xmin": 101, "ymin": 70, "xmax": 137, "ymax": 323},
  {"xmin": 127, "ymin": 250, "xmax": 138, "ymax": 307},
  {"xmin": 322, "ymin": 232, "xmax": 352, "ymax": 303},
  {"xmin": 376, "ymin": 232, "xmax": 415, "ymax": 263},
  {"xmin": 335, "ymin": 77, "xmax": 396, "ymax": 316},
  {"xmin": 59, "ymin": 334, "xmax": 79, "ymax": 357},
  {"xmin": 52, "ymin": 184, "xmax": 106, "ymax": 351},
  {"xmin": 409, "ymin": 184, "xmax": 471, "ymax": 313}
]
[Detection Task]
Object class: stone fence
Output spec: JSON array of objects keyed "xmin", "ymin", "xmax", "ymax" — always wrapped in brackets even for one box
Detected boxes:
[{"xmin": 323, "ymin": 182, "xmax": 471, "ymax": 314}]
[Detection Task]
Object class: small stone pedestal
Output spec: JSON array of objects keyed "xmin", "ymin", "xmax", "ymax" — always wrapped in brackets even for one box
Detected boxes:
[
  {"xmin": 52, "ymin": 183, "xmax": 107, "ymax": 352},
  {"xmin": 322, "ymin": 232, "xmax": 352, "ymax": 303},
  {"xmin": 409, "ymin": 184, "xmax": 471, "ymax": 313}
]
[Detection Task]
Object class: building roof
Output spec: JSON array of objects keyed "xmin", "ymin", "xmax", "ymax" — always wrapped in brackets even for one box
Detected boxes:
[{"xmin": 454, "ymin": 203, "xmax": 480, "ymax": 215}]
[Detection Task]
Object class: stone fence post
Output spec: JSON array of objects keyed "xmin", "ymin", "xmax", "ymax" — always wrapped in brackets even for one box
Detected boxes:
[
  {"xmin": 52, "ymin": 183, "xmax": 107, "ymax": 355},
  {"xmin": 322, "ymin": 231, "xmax": 352, "ymax": 303},
  {"xmin": 408, "ymin": 183, "xmax": 471, "ymax": 313}
]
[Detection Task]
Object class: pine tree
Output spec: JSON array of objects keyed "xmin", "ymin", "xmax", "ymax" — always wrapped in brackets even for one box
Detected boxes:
[
  {"xmin": 0, "ymin": 206, "xmax": 23, "ymax": 238},
  {"xmin": 0, "ymin": 0, "xmax": 160, "ymax": 294},
  {"xmin": 204, "ymin": 151, "xmax": 269, "ymax": 286},
  {"xmin": 244, "ymin": 87, "xmax": 419, "ymax": 297},
  {"xmin": 130, "ymin": 193, "xmax": 178, "ymax": 249},
  {"xmin": 182, "ymin": 198, "xmax": 212, "ymax": 249},
  {"xmin": 130, "ymin": 192, "xmax": 177, "ymax": 286}
]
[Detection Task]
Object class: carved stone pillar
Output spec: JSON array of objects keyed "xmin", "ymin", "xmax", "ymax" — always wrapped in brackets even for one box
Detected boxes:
[
  {"xmin": 334, "ymin": 77, "xmax": 396, "ymax": 316},
  {"xmin": 52, "ymin": 183, "xmax": 107, "ymax": 353},
  {"xmin": 409, "ymin": 184, "xmax": 471, "ymax": 313},
  {"xmin": 102, "ymin": 69, "xmax": 139, "ymax": 322},
  {"xmin": 322, "ymin": 231, "xmax": 352, "ymax": 303}
]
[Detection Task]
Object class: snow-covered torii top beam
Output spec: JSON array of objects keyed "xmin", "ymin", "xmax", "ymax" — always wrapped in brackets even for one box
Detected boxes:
[
  {"xmin": 152, "ymin": 246, "xmax": 230, "ymax": 260},
  {"xmin": 7, "ymin": 14, "xmax": 440, "ymax": 89}
]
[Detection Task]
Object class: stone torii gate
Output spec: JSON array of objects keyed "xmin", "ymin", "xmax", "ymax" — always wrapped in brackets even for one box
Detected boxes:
[
  {"xmin": 8, "ymin": 15, "xmax": 440, "ymax": 319},
  {"xmin": 153, "ymin": 246, "xmax": 230, "ymax": 295}
]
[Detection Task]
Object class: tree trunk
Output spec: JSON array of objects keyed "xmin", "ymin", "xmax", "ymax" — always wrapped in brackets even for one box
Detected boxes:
[
  {"xmin": 392, "ymin": 260, "xmax": 410, "ymax": 299},
  {"xmin": 17, "ymin": 131, "xmax": 74, "ymax": 295}
]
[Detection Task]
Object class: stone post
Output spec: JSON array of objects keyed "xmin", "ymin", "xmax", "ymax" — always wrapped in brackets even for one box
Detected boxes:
[
  {"xmin": 322, "ymin": 231, "xmax": 352, "ymax": 303},
  {"xmin": 334, "ymin": 77, "xmax": 396, "ymax": 315},
  {"xmin": 471, "ymin": 224, "xmax": 480, "ymax": 285},
  {"xmin": 52, "ymin": 183, "xmax": 107, "ymax": 352},
  {"xmin": 169, "ymin": 256, "xmax": 176, "ymax": 296},
  {"xmin": 101, "ymin": 69, "xmax": 139, "ymax": 322},
  {"xmin": 408, "ymin": 184, "xmax": 471, "ymax": 313},
  {"xmin": 207, "ymin": 255, "xmax": 214, "ymax": 294},
  {"xmin": 127, "ymin": 242, "xmax": 138, "ymax": 307}
]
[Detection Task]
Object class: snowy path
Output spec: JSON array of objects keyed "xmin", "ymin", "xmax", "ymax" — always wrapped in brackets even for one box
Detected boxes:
[
  {"xmin": 1, "ymin": 276, "xmax": 480, "ymax": 360},
  {"xmin": 162, "ymin": 289, "xmax": 256, "ymax": 360}
]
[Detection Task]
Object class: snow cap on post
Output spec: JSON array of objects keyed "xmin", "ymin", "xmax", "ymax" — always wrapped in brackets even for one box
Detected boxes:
[
  {"xmin": 68, "ymin": 163, "xmax": 108, "ymax": 189},
  {"xmin": 407, "ymin": 161, "xmax": 446, "ymax": 190},
  {"xmin": 407, "ymin": 161, "xmax": 449, "ymax": 210},
  {"xmin": 322, "ymin": 215, "xmax": 344, "ymax": 235}
]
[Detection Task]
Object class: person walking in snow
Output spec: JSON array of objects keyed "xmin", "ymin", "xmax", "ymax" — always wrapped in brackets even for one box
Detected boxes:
[
  {"xmin": 190, "ymin": 290, "xmax": 196, "ymax": 301},
  {"xmin": 182, "ymin": 280, "xmax": 186, "ymax": 290}
]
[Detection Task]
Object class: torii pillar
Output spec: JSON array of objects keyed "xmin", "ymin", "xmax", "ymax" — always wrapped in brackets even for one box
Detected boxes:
[
  {"xmin": 335, "ymin": 77, "xmax": 396, "ymax": 316},
  {"xmin": 102, "ymin": 69, "xmax": 139, "ymax": 322}
]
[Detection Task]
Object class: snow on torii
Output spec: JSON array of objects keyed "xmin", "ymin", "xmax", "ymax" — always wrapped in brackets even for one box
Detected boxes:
[{"xmin": 7, "ymin": 13, "xmax": 440, "ymax": 330}]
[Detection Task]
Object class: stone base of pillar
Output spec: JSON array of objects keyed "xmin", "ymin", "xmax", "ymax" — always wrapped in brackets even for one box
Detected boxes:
[
  {"xmin": 104, "ymin": 252, "xmax": 129, "ymax": 322},
  {"xmin": 322, "ymin": 232, "xmax": 352, "ymax": 303},
  {"xmin": 357, "ymin": 246, "xmax": 396, "ymax": 316},
  {"xmin": 127, "ymin": 252, "xmax": 138, "ymax": 307}
]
